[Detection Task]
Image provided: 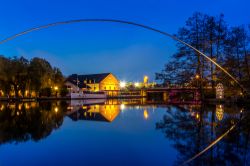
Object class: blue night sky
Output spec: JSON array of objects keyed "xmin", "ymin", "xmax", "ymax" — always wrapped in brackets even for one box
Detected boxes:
[{"xmin": 0, "ymin": 0, "xmax": 249, "ymax": 81}]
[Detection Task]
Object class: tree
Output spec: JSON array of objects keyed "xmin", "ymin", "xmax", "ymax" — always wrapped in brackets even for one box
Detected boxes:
[
  {"xmin": 0, "ymin": 56, "xmax": 65, "ymax": 98},
  {"xmin": 156, "ymin": 12, "xmax": 249, "ymax": 97}
]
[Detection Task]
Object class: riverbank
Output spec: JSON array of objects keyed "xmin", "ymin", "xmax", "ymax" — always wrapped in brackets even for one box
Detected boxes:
[
  {"xmin": 1, "ymin": 96, "xmax": 249, "ymax": 104},
  {"xmin": 0, "ymin": 96, "xmax": 144, "ymax": 102}
]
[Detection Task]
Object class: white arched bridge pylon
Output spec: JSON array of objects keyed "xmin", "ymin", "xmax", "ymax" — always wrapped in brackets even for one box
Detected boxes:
[{"xmin": 0, "ymin": 19, "xmax": 247, "ymax": 94}]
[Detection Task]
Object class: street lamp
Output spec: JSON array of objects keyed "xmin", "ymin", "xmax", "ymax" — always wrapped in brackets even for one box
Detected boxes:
[
  {"xmin": 120, "ymin": 81, "xmax": 126, "ymax": 88},
  {"xmin": 195, "ymin": 74, "xmax": 200, "ymax": 79},
  {"xmin": 54, "ymin": 86, "xmax": 58, "ymax": 97},
  {"xmin": 134, "ymin": 82, "xmax": 139, "ymax": 87}
]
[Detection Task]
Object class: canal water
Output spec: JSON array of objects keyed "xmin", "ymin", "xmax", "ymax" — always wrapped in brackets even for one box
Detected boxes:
[{"xmin": 0, "ymin": 99, "xmax": 249, "ymax": 166}]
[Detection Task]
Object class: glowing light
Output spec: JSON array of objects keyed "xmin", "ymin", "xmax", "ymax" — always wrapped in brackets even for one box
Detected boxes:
[
  {"xmin": 195, "ymin": 74, "xmax": 200, "ymax": 79},
  {"xmin": 0, "ymin": 105, "xmax": 4, "ymax": 111},
  {"xmin": 196, "ymin": 113, "xmax": 200, "ymax": 119},
  {"xmin": 144, "ymin": 110, "xmax": 149, "ymax": 119},
  {"xmin": 134, "ymin": 82, "xmax": 139, "ymax": 87},
  {"xmin": 54, "ymin": 86, "xmax": 58, "ymax": 90},
  {"xmin": 120, "ymin": 81, "xmax": 126, "ymax": 88},
  {"xmin": 54, "ymin": 107, "xmax": 58, "ymax": 113},
  {"xmin": 120, "ymin": 104, "xmax": 125, "ymax": 110},
  {"xmin": 144, "ymin": 76, "xmax": 149, "ymax": 84}
]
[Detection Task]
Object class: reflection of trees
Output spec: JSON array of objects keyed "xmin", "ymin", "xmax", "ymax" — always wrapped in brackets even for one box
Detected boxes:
[
  {"xmin": 0, "ymin": 102, "xmax": 64, "ymax": 144},
  {"xmin": 156, "ymin": 104, "xmax": 250, "ymax": 165}
]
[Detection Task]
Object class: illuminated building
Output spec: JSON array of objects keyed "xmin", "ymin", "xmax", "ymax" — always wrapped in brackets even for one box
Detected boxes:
[
  {"xmin": 143, "ymin": 75, "xmax": 149, "ymax": 87},
  {"xmin": 216, "ymin": 83, "xmax": 224, "ymax": 99},
  {"xmin": 65, "ymin": 73, "xmax": 120, "ymax": 96}
]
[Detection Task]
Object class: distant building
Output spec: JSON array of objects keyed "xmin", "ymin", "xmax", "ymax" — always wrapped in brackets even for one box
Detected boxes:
[{"xmin": 65, "ymin": 73, "xmax": 120, "ymax": 96}]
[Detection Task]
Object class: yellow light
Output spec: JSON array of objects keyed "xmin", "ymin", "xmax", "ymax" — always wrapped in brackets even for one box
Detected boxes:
[
  {"xmin": 144, "ymin": 110, "xmax": 149, "ymax": 119},
  {"xmin": 134, "ymin": 82, "xmax": 139, "ymax": 87},
  {"xmin": 144, "ymin": 76, "xmax": 149, "ymax": 84},
  {"xmin": 120, "ymin": 81, "xmax": 126, "ymax": 88},
  {"xmin": 196, "ymin": 113, "xmax": 199, "ymax": 119},
  {"xmin": 54, "ymin": 107, "xmax": 58, "ymax": 113},
  {"xmin": 195, "ymin": 74, "xmax": 200, "ymax": 79},
  {"xmin": 0, "ymin": 105, "xmax": 4, "ymax": 111},
  {"xmin": 216, "ymin": 105, "xmax": 224, "ymax": 121},
  {"xmin": 54, "ymin": 86, "xmax": 58, "ymax": 90}
]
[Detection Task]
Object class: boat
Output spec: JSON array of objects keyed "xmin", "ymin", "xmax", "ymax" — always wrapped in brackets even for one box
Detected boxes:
[{"xmin": 69, "ymin": 91, "xmax": 107, "ymax": 99}]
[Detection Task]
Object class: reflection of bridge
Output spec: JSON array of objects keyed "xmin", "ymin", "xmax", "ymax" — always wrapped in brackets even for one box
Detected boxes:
[{"xmin": 111, "ymin": 87, "xmax": 201, "ymax": 103}]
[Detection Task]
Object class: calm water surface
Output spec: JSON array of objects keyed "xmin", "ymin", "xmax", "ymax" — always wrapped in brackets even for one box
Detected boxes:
[{"xmin": 0, "ymin": 99, "xmax": 249, "ymax": 166}]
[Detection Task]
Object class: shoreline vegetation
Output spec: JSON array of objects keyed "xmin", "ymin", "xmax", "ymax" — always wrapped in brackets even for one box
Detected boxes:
[
  {"xmin": 155, "ymin": 12, "xmax": 250, "ymax": 98},
  {"xmin": 0, "ymin": 56, "xmax": 67, "ymax": 99}
]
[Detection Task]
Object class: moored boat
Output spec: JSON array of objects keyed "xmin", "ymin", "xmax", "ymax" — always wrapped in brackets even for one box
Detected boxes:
[{"xmin": 69, "ymin": 91, "xmax": 107, "ymax": 99}]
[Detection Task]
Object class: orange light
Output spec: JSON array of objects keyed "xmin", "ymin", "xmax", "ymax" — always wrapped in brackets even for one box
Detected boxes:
[
  {"xmin": 195, "ymin": 74, "xmax": 200, "ymax": 79},
  {"xmin": 144, "ymin": 110, "xmax": 149, "ymax": 120}
]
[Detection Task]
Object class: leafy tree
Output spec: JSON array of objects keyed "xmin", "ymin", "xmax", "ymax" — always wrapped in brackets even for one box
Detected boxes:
[{"xmin": 0, "ymin": 56, "xmax": 65, "ymax": 98}]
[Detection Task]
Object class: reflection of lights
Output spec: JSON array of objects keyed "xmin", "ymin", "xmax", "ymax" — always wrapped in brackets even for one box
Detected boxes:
[
  {"xmin": 18, "ymin": 104, "xmax": 22, "ymax": 110},
  {"xmin": 0, "ymin": 105, "xmax": 4, "ymax": 111},
  {"xmin": 216, "ymin": 104, "xmax": 224, "ymax": 121},
  {"xmin": 25, "ymin": 103, "xmax": 30, "ymax": 109},
  {"xmin": 120, "ymin": 81, "xmax": 126, "ymax": 88},
  {"xmin": 54, "ymin": 107, "xmax": 58, "ymax": 113},
  {"xmin": 144, "ymin": 110, "xmax": 149, "ymax": 120},
  {"xmin": 196, "ymin": 113, "xmax": 200, "ymax": 119},
  {"xmin": 120, "ymin": 104, "xmax": 125, "ymax": 110},
  {"xmin": 67, "ymin": 106, "xmax": 73, "ymax": 110}
]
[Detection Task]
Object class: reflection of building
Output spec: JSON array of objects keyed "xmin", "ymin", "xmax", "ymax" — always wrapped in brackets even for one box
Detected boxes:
[
  {"xmin": 216, "ymin": 104, "xmax": 224, "ymax": 121},
  {"xmin": 65, "ymin": 73, "xmax": 120, "ymax": 96},
  {"xmin": 67, "ymin": 104, "xmax": 121, "ymax": 122}
]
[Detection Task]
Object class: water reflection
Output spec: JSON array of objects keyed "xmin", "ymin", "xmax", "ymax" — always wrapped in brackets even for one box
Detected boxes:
[
  {"xmin": 0, "ymin": 100, "xmax": 249, "ymax": 165},
  {"xmin": 156, "ymin": 104, "xmax": 250, "ymax": 165},
  {"xmin": 67, "ymin": 103, "xmax": 121, "ymax": 122},
  {"xmin": 0, "ymin": 102, "xmax": 64, "ymax": 144}
]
